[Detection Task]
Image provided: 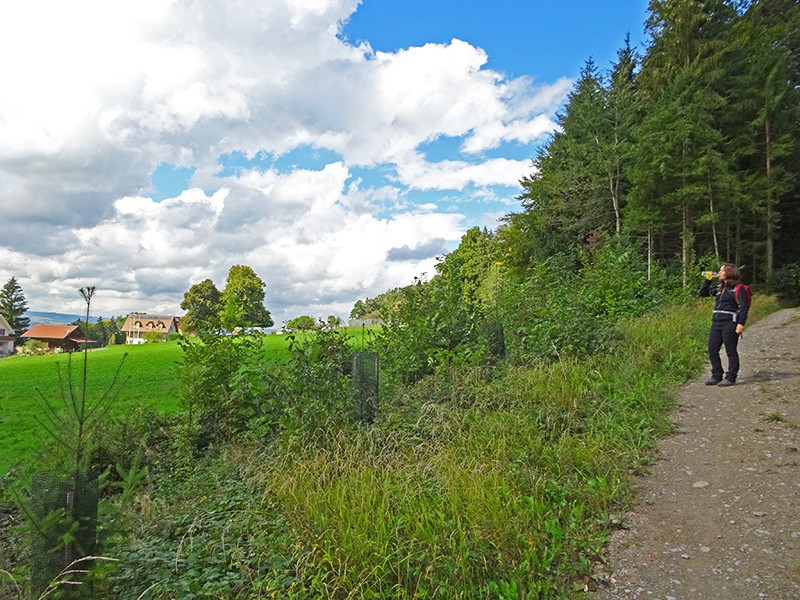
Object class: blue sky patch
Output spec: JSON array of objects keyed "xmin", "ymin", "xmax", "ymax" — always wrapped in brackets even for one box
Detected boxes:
[{"xmin": 150, "ymin": 163, "xmax": 196, "ymax": 201}]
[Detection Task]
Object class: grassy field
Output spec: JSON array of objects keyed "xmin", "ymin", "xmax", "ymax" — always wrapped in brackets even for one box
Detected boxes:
[
  {"xmin": 0, "ymin": 328, "xmax": 381, "ymax": 475},
  {"xmin": 0, "ymin": 342, "xmax": 181, "ymax": 475}
]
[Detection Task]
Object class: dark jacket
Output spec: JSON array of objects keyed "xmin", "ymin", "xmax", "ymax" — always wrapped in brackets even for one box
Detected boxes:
[{"xmin": 699, "ymin": 279, "xmax": 749, "ymax": 326}]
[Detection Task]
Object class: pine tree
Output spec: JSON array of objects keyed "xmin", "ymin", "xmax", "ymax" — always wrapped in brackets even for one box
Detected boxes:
[
  {"xmin": 514, "ymin": 59, "xmax": 611, "ymax": 261},
  {"xmin": 726, "ymin": 0, "xmax": 799, "ymax": 279},
  {"xmin": 0, "ymin": 277, "xmax": 31, "ymax": 343},
  {"xmin": 605, "ymin": 36, "xmax": 640, "ymax": 236},
  {"xmin": 633, "ymin": 0, "xmax": 737, "ymax": 283}
]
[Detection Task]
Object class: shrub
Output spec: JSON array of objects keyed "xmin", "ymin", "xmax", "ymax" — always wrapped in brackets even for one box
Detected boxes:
[
  {"xmin": 178, "ymin": 332, "xmax": 264, "ymax": 448},
  {"xmin": 232, "ymin": 328, "xmax": 356, "ymax": 439},
  {"xmin": 18, "ymin": 339, "xmax": 48, "ymax": 356},
  {"xmin": 767, "ymin": 262, "xmax": 800, "ymax": 303},
  {"xmin": 497, "ymin": 241, "xmax": 668, "ymax": 365}
]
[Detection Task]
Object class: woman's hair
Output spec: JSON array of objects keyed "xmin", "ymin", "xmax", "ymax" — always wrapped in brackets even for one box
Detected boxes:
[{"xmin": 722, "ymin": 262, "xmax": 741, "ymax": 282}]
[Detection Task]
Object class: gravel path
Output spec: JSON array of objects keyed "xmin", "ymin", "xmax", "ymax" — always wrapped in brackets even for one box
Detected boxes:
[{"xmin": 591, "ymin": 307, "xmax": 800, "ymax": 600}]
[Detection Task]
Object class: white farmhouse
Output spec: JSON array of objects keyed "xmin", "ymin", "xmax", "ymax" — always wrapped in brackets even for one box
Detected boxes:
[{"xmin": 0, "ymin": 313, "xmax": 14, "ymax": 356}]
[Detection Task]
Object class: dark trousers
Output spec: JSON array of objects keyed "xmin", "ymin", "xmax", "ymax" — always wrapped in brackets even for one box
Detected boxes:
[{"xmin": 708, "ymin": 320, "xmax": 740, "ymax": 382}]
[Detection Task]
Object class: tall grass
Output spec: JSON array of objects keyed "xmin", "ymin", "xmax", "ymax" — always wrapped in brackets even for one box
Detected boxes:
[{"xmin": 253, "ymin": 297, "xmax": 778, "ymax": 597}]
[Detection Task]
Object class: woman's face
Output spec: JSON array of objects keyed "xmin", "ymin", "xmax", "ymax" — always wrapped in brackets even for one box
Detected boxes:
[{"xmin": 719, "ymin": 265, "xmax": 727, "ymax": 281}]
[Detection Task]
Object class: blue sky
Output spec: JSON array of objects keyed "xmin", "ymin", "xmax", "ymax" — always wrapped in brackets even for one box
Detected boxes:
[
  {"xmin": 343, "ymin": 1, "xmax": 650, "ymax": 80},
  {"xmin": 0, "ymin": 0, "xmax": 651, "ymax": 325}
]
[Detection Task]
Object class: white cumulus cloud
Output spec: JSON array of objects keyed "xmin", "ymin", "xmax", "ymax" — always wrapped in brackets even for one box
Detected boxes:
[{"xmin": 0, "ymin": 0, "xmax": 568, "ymax": 322}]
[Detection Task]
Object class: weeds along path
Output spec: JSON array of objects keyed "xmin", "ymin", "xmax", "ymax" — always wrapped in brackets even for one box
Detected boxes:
[{"xmin": 592, "ymin": 307, "xmax": 800, "ymax": 600}]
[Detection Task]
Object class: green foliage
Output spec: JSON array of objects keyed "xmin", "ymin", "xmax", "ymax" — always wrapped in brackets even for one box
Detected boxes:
[
  {"xmin": 180, "ymin": 278, "xmax": 222, "ymax": 334},
  {"xmin": 232, "ymin": 328, "xmax": 356, "ymax": 439},
  {"xmin": 0, "ymin": 277, "xmax": 30, "ymax": 344},
  {"xmin": 259, "ymin": 299, "xmax": 752, "ymax": 598},
  {"xmin": 88, "ymin": 405, "xmax": 174, "ymax": 481},
  {"xmin": 219, "ymin": 265, "xmax": 273, "ymax": 330},
  {"xmin": 70, "ymin": 315, "xmax": 125, "ymax": 347},
  {"xmin": 140, "ymin": 331, "xmax": 163, "ymax": 343},
  {"xmin": 504, "ymin": 0, "xmax": 800, "ymax": 285},
  {"xmin": 350, "ymin": 288, "xmax": 402, "ymax": 320},
  {"xmin": 3, "ymin": 290, "xmax": 783, "ymax": 598},
  {"xmin": 95, "ymin": 454, "xmax": 305, "ymax": 599},
  {"xmin": 286, "ymin": 314, "xmax": 317, "ymax": 331},
  {"xmin": 178, "ymin": 332, "xmax": 266, "ymax": 447},
  {"xmin": 497, "ymin": 240, "xmax": 667, "ymax": 365},
  {"xmin": 767, "ymin": 262, "xmax": 800, "ymax": 302},
  {"xmin": 18, "ymin": 339, "xmax": 48, "ymax": 356},
  {"xmin": 181, "ymin": 266, "xmax": 273, "ymax": 334},
  {"xmin": 324, "ymin": 314, "xmax": 343, "ymax": 329},
  {"xmin": 179, "ymin": 325, "xmax": 357, "ymax": 449},
  {"xmin": 373, "ymin": 270, "xmax": 482, "ymax": 386}
]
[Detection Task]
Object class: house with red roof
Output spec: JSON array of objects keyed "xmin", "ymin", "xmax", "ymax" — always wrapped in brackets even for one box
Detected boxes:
[
  {"xmin": 0, "ymin": 314, "xmax": 15, "ymax": 356},
  {"xmin": 21, "ymin": 324, "xmax": 91, "ymax": 352}
]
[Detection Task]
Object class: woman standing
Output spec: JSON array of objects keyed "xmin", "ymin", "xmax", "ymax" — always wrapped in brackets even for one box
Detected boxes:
[{"xmin": 699, "ymin": 263, "xmax": 749, "ymax": 386}]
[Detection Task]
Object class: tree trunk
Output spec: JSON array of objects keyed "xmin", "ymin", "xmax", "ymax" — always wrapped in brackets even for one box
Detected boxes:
[
  {"xmin": 765, "ymin": 117, "xmax": 774, "ymax": 279},
  {"xmin": 707, "ymin": 171, "xmax": 720, "ymax": 261},
  {"xmin": 609, "ymin": 172, "xmax": 621, "ymax": 235},
  {"xmin": 682, "ymin": 199, "xmax": 691, "ymax": 287}
]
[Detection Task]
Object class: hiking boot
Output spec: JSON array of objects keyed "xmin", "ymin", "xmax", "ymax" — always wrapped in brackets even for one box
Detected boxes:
[
  {"xmin": 705, "ymin": 377, "xmax": 722, "ymax": 386},
  {"xmin": 717, "ymin": 379, "xmax": 736, "ymax": 387}
]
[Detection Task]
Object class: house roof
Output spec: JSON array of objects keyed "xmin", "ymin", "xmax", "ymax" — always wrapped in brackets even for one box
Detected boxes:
[
  {"xmin": 120, "ymin": 314, "xmax": 181, "ymax": 333},
  {"xmin": 22, "ymin": 324, "xmax": 84, "ymax": 341}
]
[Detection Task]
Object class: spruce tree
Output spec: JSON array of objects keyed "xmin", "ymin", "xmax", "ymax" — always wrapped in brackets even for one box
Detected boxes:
[{"xmin": 0, "ymin": 277, "xmax": 31, "ymax": 343}]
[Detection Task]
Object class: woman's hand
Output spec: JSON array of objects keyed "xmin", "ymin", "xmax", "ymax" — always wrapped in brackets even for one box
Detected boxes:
[{"xmin": 736, "ymin": 324, "xmax": 744, "ymax": 335}]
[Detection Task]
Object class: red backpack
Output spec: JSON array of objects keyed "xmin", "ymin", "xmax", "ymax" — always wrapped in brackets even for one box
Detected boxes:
[{"xmin": 734, "ymin": 283, "xmax": 752, "ymax": 307}]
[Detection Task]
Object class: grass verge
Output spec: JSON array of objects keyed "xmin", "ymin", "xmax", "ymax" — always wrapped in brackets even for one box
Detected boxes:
[{"xmin": 251, "ymin": 296, "xmax": 779, "ymax": 597}]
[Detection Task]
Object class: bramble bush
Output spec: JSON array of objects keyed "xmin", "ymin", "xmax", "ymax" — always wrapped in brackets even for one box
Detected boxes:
[
  {"xmin": 178, "ymin": 332, "xmax": 265, "ymax": 449},
  {"xmin": 179, "ymin": 327, "xmax": 359, "ymax": 448}
]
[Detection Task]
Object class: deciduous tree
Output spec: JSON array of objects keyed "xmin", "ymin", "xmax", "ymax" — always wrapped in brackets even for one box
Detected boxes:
[
  {"xmin": 219, "ymin": 265, "xmax": 273, "ymax": 330},
  {"xmin": 287, "ymin": 315, "xmax": 316, "ymax": 331},
  {"xmin": 180, "ymin": 278, "xmax": 222, "ymax": 333}
]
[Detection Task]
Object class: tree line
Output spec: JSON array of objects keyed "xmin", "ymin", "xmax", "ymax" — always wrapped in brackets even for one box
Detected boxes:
[
  {"xmin": 348, "ymin": 0, "xmax": 800, "ymax": 379},
  {"xmin": 500, "ymin": 0, "xmax": 798, "ymax": 286}
]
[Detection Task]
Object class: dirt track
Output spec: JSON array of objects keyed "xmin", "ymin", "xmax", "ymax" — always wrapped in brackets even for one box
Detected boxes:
[{"xmin": 591, "ymin": 307, "xmax": 800, "ymax": 600}]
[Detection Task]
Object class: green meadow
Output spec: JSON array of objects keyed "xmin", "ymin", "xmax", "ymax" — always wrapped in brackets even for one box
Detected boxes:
[
  {"xmin": 0, "ymin": 342, "xmax": 179, "ymax": 474},
  {"xmin": 0, "ymin": 328, "xmax": 377, "ymax": 475}
]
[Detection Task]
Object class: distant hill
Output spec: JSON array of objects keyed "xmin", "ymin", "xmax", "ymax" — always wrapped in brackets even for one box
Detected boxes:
[{"xmin": 27, "ymin": 311, "xmax": 86, "ymax": 326}]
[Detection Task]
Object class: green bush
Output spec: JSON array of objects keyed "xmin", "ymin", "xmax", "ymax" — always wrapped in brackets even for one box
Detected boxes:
[
  {"xmin": 178, "ymin": 332, "xmax": 265, "ymax": 448},
  {"xmin": 17, "ymin": 339, "xmax": 48, "ymax": 356},
  {"xmin": 767, "ymin": 262, "xmax": 800, "ymax": 303},
  {"xmin": 497, "ymin": 241, "xmax": 666, "ymax": 365},
  {"xmin": 88, "ymin": 405, "xmax": 175, "ymax": 481},
  {"xmin": 232, "ymin": 328, "xmax": 356, "ymax": 439}
]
